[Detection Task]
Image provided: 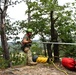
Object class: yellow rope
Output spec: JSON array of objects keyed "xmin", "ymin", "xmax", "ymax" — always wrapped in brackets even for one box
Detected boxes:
[
  {"xmin": 36, "ymin": 56, "xmax": 68, "ymax": 75},
  {"xmin": 36, "ymin": 56, "xmax": 48, "ymax": 63},
  {"xmin": 50, "ymin": 59, "xmax": 68, "ymax": 75}
]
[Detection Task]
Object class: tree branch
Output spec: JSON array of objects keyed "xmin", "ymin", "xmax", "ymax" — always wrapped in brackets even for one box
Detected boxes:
[
  {"xmin": 50, "ymin": 11, "xmax": 54, "ymax": 23},
  {"xmin": 0, "ymin": 7, "xmax": 2, "ymax": 13},
  {"xmin": 3, "ymin": 0, "xmax": 9, "ymax": 18},
  {"xmin": 54, "ymin": 17, "xmax": 59, "ymax": 23}
]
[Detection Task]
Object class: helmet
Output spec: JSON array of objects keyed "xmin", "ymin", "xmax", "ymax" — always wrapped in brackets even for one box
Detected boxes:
[{"xmin": 27, "ymin": 28, "xmax": 33, "ymax": 33}]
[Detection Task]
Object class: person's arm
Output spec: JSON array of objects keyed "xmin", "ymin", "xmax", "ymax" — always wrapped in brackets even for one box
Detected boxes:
[
  {"xmin": 22, "ymin": 38, "xmax": 31, "ymax": 44},
  {"xmin": 22, "ymin": 36, "xmax": 32, "ymax": 44},
  {"xmin": 22, "ymin": 34, "xmax": 32, "ymax": 44}
]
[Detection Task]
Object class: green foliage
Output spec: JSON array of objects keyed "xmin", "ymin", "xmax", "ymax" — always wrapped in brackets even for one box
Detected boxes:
[
  {"xmin": 0, "ymin": 47, "xmax": 3, "ymax": 55},
  {"xmin": 5, "ymin": 19, "xmax": 22, "ymax": 41},
  {"xmin": 59, "ymin": 45, "xmax": 76, "ymax": 58},
  {"xmin": 0, "ymin": 45, "xmax": 26, "ymax": 68},
  {"xmin": 9, "ymin": 43, "xmax": 26, "ymax": 66},
  {"xmin": 31, "ymin": 42, "xmax": 43, "ymax": 55},
  {"xmin": 21, "ymin": 0, "xmax": 76, "ymax": 59},
  {"xmin": 3, "ymin": 0, "xmax": 76, "ymax": 65},
  {"xmin": 5, "ymin": 0, "xmax": 76, "ymax": 43},
  {"xmin": 0, "ymin": 57, "xmax": 9, "ymax": 69},
  {"xmin": 63, "ymin": 46, "xmax": 76, "ymax": 58},
  {"xmin": 0, "ymin": 47, "xmax": 9, "ymax": 69},
  {"xmin": 10, "ymin": 51, "xmax": 26, "ymax": 66}
]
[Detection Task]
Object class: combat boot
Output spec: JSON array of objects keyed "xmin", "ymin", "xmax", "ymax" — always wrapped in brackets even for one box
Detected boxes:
[{"xmin": 27, "ymin": 62, "xmax": 37, "ymax": 66}]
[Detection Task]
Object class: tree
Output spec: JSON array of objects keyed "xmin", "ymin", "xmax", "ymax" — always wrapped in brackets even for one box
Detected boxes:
[
  {"xmin": 26, "ymin": 0, "xmax": 31, "ymax": 23},
  {"xmin": 38, "ymin": 0, "xmax": 60, "ymax": 62},
  {"xmin": 24, "ymin": 0, "xmax": 51, "ymax": 56},
  {"xmin": 0, "ymin": 0, "xmax": 25, "ymax": 67},
  {"xmin": 57, "ymin": 2, "xmax": 76, "ymax": 43},
  {"xmin": 9, "ymin": 0, "xmax": 76, "ymax": 62},
  {"xmin": 0, "ymin": 0, "xmax": 10, "ymax": 67},
  {"xmin": 19, "ymin": 0, "xmax": 63, "ymax": 62},
  {"xmin": 38, "ymin": 0, "xmax": 76, "ymax": 62},
  {"xmin": 49, "ymin": 0, "xmax": 59, "ymax": 62}
]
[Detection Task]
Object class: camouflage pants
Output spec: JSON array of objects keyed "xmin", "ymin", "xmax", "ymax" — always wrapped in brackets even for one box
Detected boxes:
[{"xmin": 24, "ymin": 47, "xmax": 33, "ymax": 64}]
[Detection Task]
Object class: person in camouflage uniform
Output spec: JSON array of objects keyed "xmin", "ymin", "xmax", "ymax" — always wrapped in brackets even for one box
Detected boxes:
[{"xmin": 21, "ymin": 28, "xmax": 37, "ymax": 65}]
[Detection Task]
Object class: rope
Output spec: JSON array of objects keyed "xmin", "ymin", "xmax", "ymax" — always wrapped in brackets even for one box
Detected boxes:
[{"xmin": 50, "ymin": 58, "xmax": 68, "ymax": 75}]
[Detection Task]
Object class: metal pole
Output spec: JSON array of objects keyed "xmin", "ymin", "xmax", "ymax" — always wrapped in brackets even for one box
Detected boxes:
[{"xmin": 42, "ymin": 42, "xmax": 76, "ymax": 45}]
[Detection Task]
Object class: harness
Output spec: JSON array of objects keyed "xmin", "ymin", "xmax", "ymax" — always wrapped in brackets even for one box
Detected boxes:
[{"xmin": 21, "ymin": 34, "xmax": 32, "ymax": 51}]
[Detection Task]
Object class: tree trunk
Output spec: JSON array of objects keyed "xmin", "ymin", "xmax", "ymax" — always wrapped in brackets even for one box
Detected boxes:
[
  {"xmin": 47, "ymin": 43, "xmax": 52, "ymax": 58},
  {"xmin": 0, "ymin": 0, "xmax": 11, "ymax": 67},
  {"xmin": 0, "ymin": 13, "xmax": 9, "ymax": 60},
  {"xmin": 50, "ymin": 11, "xmax": 59, "ymax": 62},
  {"xmin": 26, "ymin": 0, "xmax": 31, "ymax": 23},
  {"xmin": 53, "ymin": 44, "xmax": 59, "ymax": 62},
  {"xmin": 46, "ymin": 43, "xmax": 52, "ymax": 63},
  {"xmin": 53, "ymin": 30, "xmax": 59, "ymax": 62},
  {"xmin": 0, "ymin": 12, "xmax": 10, "ymax": 67}
]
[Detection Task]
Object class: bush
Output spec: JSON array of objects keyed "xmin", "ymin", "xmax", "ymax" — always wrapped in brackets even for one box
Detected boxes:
[
  {"xmin": 31, "ymin": 42, "xmax": 43, "ymax": 55},
  {"xmin": 59, "ymin": 45, "xmax": 76, "ymax": 58},
  {"xmin": 0, "ymin": 44, "xmax": 27, "ymax": 69},
  {"xmin": 10, "ymin": 51, "xmax": 26, "ymax": 66}
]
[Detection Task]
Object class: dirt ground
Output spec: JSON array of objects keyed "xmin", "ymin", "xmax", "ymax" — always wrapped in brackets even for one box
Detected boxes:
[{"xmin": 0, "ymin": 63, "xmax": 76, "ymax": 75}]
